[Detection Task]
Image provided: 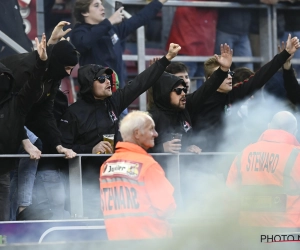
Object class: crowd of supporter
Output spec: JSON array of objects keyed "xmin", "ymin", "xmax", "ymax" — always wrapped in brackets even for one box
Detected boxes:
[{"xmin": 1, "ymin": 0, "xmax": 300, "ymax": 241}]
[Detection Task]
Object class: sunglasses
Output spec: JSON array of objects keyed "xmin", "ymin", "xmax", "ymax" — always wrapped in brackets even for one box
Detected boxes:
[
  {"xmin": 228, "ymin": 71, "xmax": 235, "ymax": 77},
  {"xmin": 94, "ymin": 75, "xmax": 110, "ymax": 83},
  {"xmin": 173, "ymin": 87, "xmax": 188, "ymax": 95}
]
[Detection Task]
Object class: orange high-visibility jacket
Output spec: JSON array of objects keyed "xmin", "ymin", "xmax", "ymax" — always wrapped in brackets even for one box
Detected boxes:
[
  {"xmin": 99, "ymin": 142, "xmax": 176, "ymax": 240},
  {"xmin": 226, "ymin": 129, "xmax": 300, "ymax": 227}
]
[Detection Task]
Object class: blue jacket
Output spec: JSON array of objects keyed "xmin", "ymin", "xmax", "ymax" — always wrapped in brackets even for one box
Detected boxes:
[{"xmin": 70, "ymin": 0, "xmax": 163, "ymax": 87}]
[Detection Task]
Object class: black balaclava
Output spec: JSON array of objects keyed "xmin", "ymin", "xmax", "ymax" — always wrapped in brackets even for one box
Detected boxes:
[{"xmin": 46, "ymin": 40, "xmax": 79, "ymax": 81}]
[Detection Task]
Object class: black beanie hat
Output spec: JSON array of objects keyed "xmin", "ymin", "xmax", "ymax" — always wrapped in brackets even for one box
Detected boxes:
[
  {"xmin": 51, "ymin": 40, "xmax": 79, "ymax": 67},
  {"xmin": 47, "ymin": 41, "xmax": 79, "ymax": 81}
]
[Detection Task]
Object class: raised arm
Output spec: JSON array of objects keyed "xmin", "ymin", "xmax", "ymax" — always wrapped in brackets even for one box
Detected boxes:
[
  {"xmin": 17, "ymin": 34, "xmax": 48, "ymax": 115},
  {"xmin": 115, "ymin": 0, "xmax": 164, "ymax": 39},
  {"xmin": 279, "ymin": 40, "xmax": 300, "ymax": 104},
  {"xmin": 70, "ymin": 19, "xmax": 113, "ymax": 54},
  {"xmin": 47, "ymin": 21, "xmax": 72, "ymax": 45},
  {"xmin": 115, "ymin": 43, "xmax": 181, "ymax": 113},
  {"xmin": 230, "ymin": 34, "xmax": 300, "ymax": 102},
  {"xmin": 186, "ymin": 43, "xmax": 233, "ymax": 114}
]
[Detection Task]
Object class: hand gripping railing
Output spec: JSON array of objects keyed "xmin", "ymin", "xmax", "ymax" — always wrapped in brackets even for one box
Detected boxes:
[{"xmin": 0, "ymin": 152, "xmax": 238, "ymax": 219}]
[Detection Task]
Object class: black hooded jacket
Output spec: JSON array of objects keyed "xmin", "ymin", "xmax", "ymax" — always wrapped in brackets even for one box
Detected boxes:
[
  {"xmin": 149, "ymin": 68, "xmax": 229, "ymax": 153},
  {"xmin": 59, "ymin": 56, "xmax": 170, "ymax": 153},
  {"xmin": 0, "ymin": 41, "xmax": 78, "ymax": 153},
  {"xmin": 0, "ymin": 59, "xmax": 46, "ymax": 174},
  {"xmin": 192, "ymin": 49, "xmax": 291, "ymax": 152}
]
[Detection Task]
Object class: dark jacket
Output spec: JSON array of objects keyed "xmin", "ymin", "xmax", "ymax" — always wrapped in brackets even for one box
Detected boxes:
[
  {"xmin": 148, "ymin": 68, "xmax": 228, "ymax": 153},
  {"xmin": 37, "ymin": 90, "xmax": 69, "ymax": 171},
  {"xmin": 283, "ymin": 2, "xmax": 300, "ymax": 32},
  {"xmin": 59, "ymin": 56, "xmax": 170, "ymax": 153},
  {"xmin": 237, "ymin": 68, "xmax": 299, "ymax": 150},
  {"xmin": 0, "ymin": 42, "xmax": 78, "ymax": 153},
  {"xmin": 0, "ymin": 50, "xmax": 62, "ymax": 152},
  {"xmin": 0, "ymin": 59, "xmax": 46, "ymax": 174},
  {"xmin": 217, "ymin": 0, "xmax": 260, "ymax": 35},
  {"xmin": 0, "ymin": 0, "xmax": 33, "ymax": 59},
  {"xmin": 192, "ymin": 50, "xmax": 292, "ymax": 152},
  {"xmin": 283, "ymin": 66, "xmax": 300, "ymax": 105},
  {"xmin": 70, "ymin": 0, "xmax": 163, "ymax": 87}
]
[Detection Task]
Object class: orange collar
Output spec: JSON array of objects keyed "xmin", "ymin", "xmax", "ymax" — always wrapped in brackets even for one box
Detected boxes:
[
  {"xmin": 258, "ymin": 129, "xmax": 300, "ymax": 146},
  {"xmin": 115, "ymin": 141, "xmax": 149, "ymax": 155}
]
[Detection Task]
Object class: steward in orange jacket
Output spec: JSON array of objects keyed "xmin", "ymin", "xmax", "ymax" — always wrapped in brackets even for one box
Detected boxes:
[
  {"xmin": 99, "ymin": 111, "xmax": 176, "ymax": 240},
  {"xmin": 226, "ymin": 111, "xmax": 300, "ymax": 228}
]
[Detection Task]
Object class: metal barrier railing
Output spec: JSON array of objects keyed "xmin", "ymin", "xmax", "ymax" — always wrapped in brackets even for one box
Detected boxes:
[
  {"xmin": 2, "ymin": 1, "xmax": 300, "ymax": 109},
  {"xmin": 121, "ymin": 1, "xmax": 300, "ymax": 108},
  {"xmin": 118, "ymin": 1, "xmax": 273, "ymax": 110},
  {"xmin": 0, "ymin": 31, "xmax": 28, "ymax": 54},
  {"xmin": 116, "ymin": 0, "xmax": 273, "ymax": 109},
  {"xmin": 1, "ymin": 152, "xmax": 238, "ymax": 219}
]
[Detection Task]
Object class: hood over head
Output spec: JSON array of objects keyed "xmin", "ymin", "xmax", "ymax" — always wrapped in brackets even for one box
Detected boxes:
[
  {"xmin": 78, "ymin": 64, "xmax": 113, "ymax": 101},
  {"xmin": 47, "ymin": 40, "xmax": 79, "ymax": 81},
  {"xmin": 152, "ymin": 72, "xmax": 193, "ymax": 138},
  {"xmin": 0, "ymin": 51, "xmax": 41, "ymax": 92},
  {"xmin": 152, "ymin": 72, "xmax": 186, "ymax": 111},
  {"xmin": 0, "ymin": 62, "xmax": 14, "ymax": 102}
]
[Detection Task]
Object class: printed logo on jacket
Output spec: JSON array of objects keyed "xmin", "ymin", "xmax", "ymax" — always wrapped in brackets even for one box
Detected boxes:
[
  {"xmin": 246, "ymin": 152, "xmax": 279, "ymax": 173},
  {"xmin": 102, "ymin": 160, "xmax": 142, "ymax": 178},
  {"xmin": 101, "ymin": 160, "xmax": 142, "ymax": 211},
  {"xmin": 182, "ymin": 120, "xmax": 191, "ymax": 132}
]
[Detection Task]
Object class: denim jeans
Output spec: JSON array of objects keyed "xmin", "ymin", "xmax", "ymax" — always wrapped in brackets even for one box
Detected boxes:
[
  {"xmin": 184, "ymin": 62, "xmax": 205, "ymax": 89},
  {"xmin": 0, "ymin": 173, "xmax": 10, "ymax": 221},
  {"xmin": 282, "ymin": 31, "xmax": 300, "ymax": 78},
  {"xmin": 24, "ymin": 126, "xmax": 38, "ymax": 144},
  {"xmin": 120, "ymin": 108, "xmax": 128, "ymax": 120},
  {"xmin": 10, "ymin": 138, "xmax": 41, "ymax": 220},
  {"xmin": 30, "ymin": 169, "xmax": 70, "ymax": 220},
  {"xmin": 82, "ymin": 157, "xmax": 107, "ymax": 219},
  {"xmin": 215, "ymin": 30, "xmax": 253, "ymax": 70}
]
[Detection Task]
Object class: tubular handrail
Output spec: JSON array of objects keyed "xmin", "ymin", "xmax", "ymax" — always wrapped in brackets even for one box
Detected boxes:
[
  {"xmin": 121, "ymin": 0, "xmax": 268, "ymax": 8},
  {"xmin": 0, "ymin": 31, "xmax": 28, "ymax": 54},
  {"xmin": 123, "ymin": 55, "xmax": 264, "ymax": 63},
  {"xmin": 116, "ymin": 1, "xmax": 275, "ymax": 109},
  {"xmin": 1, "ymin": 1, "xmax": 298, "ymax": 220},
  {"xmin": 3, "ymin": 1, "xmax": 299, "ymax": 109},
  {"xmin": 121, "ymin": 0, "xmax": 300, "ymax": 9},
  {"xmin": 0, "ymin": 152, "xmax": 238, "ymax": 157},
  {"xmin": 1, "ymin": 152, "xmax": 237, "ymax": 219}
]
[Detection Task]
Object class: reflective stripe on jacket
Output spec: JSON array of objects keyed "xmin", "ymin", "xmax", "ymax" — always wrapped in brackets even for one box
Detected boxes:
[
  {"xmin": 226, "ymin": 129, "xmax": 300, "ymax": 227},
  {"xmin": 99, "ymin": 142, "xmax": 176, "ymax": 240}
]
